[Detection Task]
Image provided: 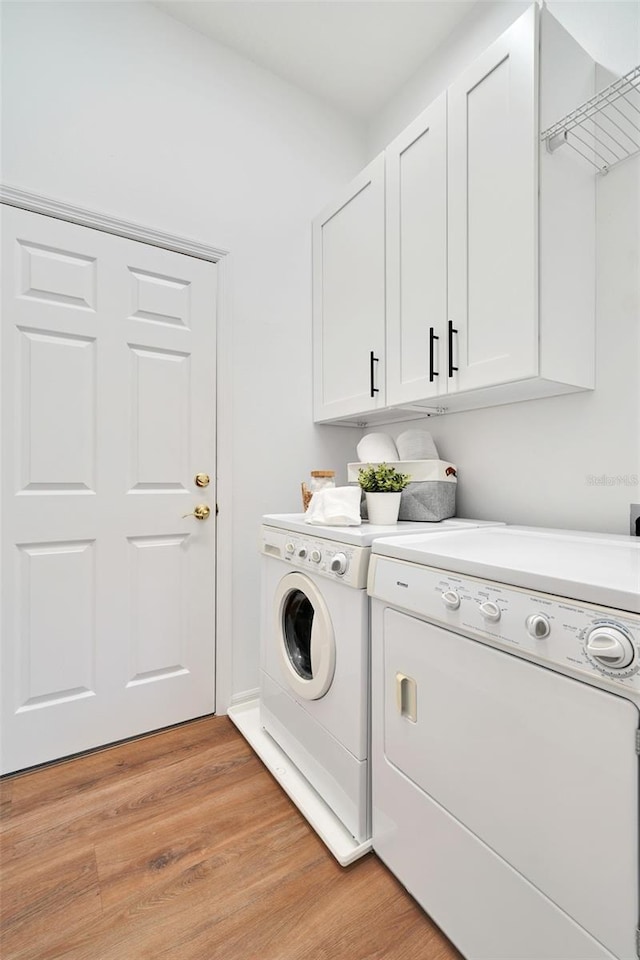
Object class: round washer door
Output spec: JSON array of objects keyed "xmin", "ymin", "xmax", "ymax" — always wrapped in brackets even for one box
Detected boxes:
[{"xmin": 274, "ymin": 572, "xmax": 336, "ymax": 700}]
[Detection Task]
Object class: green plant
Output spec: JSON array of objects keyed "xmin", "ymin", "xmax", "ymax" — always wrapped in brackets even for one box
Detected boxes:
[{"xmin": 357, "ymin": 463, "xmax": 411, "ymax": 493}]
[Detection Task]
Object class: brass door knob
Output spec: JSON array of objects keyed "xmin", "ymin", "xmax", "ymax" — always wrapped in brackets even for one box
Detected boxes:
[
  {"xmin": 195, "ymin": 473, "xmax": 210, "ymax": 488},
  {"xmin": 182, "ymin": 504, "xmax": 211, "ymax": 520}
]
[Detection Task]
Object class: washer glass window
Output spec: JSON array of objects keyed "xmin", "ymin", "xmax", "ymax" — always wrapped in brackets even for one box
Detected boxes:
[
  {"xmin": 283, "ymin": 589, "xmax": 314, "ymax": 679},
  {"xmin": 274, "ymin": 571, "xmax": 336, "ymax": 701}
]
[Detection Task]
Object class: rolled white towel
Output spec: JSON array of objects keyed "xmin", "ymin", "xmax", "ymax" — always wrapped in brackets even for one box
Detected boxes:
[
  {"xmin": 396, "ymin": 429, "xmax": 439, "ymax": 461},
  {"xmin": 356, "ymin": 433, "xmax": 399, "ymax": 463}
]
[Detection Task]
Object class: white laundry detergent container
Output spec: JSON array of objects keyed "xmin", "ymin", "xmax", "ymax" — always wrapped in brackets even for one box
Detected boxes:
[{"xmin": 348, "ymin": 460, "xmax": 457, "ymax": 522}]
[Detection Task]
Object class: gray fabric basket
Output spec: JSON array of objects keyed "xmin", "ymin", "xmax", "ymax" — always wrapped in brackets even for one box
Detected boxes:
[
  {"xmin": 359, "ymin": 480, "xmax": 456, "ymax": 522},
  {"xmin": 397, "ymin": 480, "xmax": 456, "ymax": 521},
  {"xmin": 352, "ymin": 459, "xmax": 458, "ymax": 523}
]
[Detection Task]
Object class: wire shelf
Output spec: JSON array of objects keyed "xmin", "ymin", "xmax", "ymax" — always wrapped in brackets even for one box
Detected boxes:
[{"xmin": 541, "ymin": 64, "xmax": 640, "ymax": 174}]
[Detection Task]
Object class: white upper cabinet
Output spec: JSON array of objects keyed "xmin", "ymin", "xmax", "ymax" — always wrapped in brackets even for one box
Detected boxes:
[
  {"xmin": 312, "ymin": 5, "xmax": 596, "ymax": 425},
  {"xmin": 448, "ymin": 5, "xmax": 538, "ymax": 393},
  {"xmin": 386, "ymin": 93, "xmax": 448, "ymax": 406},
  {"xmin": 312, "ymin": 155, "xmax": 385, "ymax": 423}
]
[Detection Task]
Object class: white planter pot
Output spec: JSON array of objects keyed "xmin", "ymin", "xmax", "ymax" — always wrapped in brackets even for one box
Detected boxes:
[{"xmin": 365, "ymin": 491, "xmax": 402, "ymax": 525}]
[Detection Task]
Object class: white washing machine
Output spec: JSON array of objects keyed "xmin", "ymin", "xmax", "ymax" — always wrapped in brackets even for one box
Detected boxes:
[
  {"xmin": 368, "ymin": 526, "xmax": 640, "ymax": 960},
  {"xmin": 258, "ymin": 513, "xmax": 501, "ymax": 865}
]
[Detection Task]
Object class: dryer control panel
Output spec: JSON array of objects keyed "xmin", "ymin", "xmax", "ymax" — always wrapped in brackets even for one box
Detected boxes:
[
  {"xmin": 368, "ymin": 555, "xmax": 640, "ymax": 698},
  {"xmin": 261, "ymin": 527, "xmax": 370, "ymax": 588}
]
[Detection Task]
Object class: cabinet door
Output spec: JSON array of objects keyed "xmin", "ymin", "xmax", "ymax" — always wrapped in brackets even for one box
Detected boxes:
[
  {"xmin": 386, "ymin": 94, "xmax": 447, "ymax": 406},
  {"xmin": 448, "ymin": 4, "xmax": 538, "ymax": 394},
  {"xmin": 313, "ymin": 155, "xmax": 385, "ymax": 422}
]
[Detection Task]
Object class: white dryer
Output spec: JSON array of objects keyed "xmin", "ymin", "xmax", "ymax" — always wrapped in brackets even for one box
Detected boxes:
[
  {"xmin": 258, "ymin": 513, "xmax": 501, "ymax": 865},
  {"xmin": 368, "ymin": 526, "xmax": 640, "ymax": 960}
]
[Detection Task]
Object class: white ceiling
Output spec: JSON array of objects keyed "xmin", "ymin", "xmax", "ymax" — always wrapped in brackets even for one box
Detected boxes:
[{"xmin": 154, "ymin": 1, "xmax": 479, "ymax": 119}]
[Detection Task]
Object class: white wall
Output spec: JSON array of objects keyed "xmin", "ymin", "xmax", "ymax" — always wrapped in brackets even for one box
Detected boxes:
[
  {"xmin": 366, "ymin": 0, "xmax": 640, "ymax": 535},
  {"xmin": 1, "ymin": 1, "xmax": 366, "ymax": 701},
  {"xmin": 368, "ymin": 1, "xmax": 640, "ymax": 155}
]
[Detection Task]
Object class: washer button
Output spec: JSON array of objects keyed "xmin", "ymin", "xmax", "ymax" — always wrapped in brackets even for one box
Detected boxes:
[
  {"xmin": 310, "ymin": 549, "xmax": 322, "ymax": 563},
  {"xmin": 330, "ymin": 553, "xmax": 347, "ymax": 575}
]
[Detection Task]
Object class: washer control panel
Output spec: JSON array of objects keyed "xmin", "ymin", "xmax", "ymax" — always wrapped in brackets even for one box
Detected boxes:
[
  {"xmin": 262, "ymin": 527, "xmax": 369, "ymax": 588},
  {"xmin": 368, "ymin": 555, "xmax": 640, "ymax": 694}
]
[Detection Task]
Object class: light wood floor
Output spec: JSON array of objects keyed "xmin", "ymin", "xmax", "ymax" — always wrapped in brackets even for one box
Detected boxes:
[{"xmin": 0, "ymin": 716, "xmax": 462, "ymax": 960}]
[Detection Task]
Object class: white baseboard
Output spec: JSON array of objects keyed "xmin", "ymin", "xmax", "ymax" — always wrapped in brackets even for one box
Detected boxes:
[{"xmin": 227, "ymin": 687, "xmax": 260, "ymax": 711}]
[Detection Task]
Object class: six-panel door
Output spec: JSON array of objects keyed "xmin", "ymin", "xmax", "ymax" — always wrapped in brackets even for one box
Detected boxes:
[{"xmin": 1, "ymin": 206, "xmax": 217, "ymax": 773}]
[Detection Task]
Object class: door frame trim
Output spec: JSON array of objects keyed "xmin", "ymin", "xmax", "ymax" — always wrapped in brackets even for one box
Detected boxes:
[
  {"xmin": 0, "ymin": 183, "xmax": 233, "ymax": 715},
  {"xmin": 0, "ymin": 185, "xmax": 228, "ymax": 262}
]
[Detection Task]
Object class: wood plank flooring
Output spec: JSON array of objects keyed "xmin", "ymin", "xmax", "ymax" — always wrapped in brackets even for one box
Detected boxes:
[{"xmin": 0, "ymin": 716, "xmax": 462, "ymax": 960}]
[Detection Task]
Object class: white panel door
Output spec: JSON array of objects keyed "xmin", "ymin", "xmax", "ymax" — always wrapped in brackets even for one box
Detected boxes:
[
  {"xmin": 313, "ymin": 155, "xmax": 385, "ymax": 422},
  {"xmin": 448, "ymin": 4, "xmax": 538, "ymax": 393},
  {"xmin": 386, "ymin": 93, "xmax": 448, "ymax": 406},
  {"xmin": 1, "ymin": 206, "xmax": 217, "ymax": 774}
]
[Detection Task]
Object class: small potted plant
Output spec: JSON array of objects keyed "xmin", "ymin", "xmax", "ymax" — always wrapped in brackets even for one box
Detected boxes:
[{"xmin": 357, "ymin": 463, "xmax": 411, "ymax": 525}]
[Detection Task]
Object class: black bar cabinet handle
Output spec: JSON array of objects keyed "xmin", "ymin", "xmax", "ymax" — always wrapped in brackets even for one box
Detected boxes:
[
  {"xmin": 370, "ymin": 351, "xmax": 379, "ymax": 398},
  {"xmin": 448, "ymin": 320, "xmax": 458, "ymax": 378},
  {"xmin": 429, "ymin": 328, "xmax": 439, "ymax": 383}
]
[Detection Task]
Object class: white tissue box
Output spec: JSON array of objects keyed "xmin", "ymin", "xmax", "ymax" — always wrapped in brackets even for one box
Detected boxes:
[{"xmin": 347, "ymin": 460, "xmax": 457, "ymax": 522}]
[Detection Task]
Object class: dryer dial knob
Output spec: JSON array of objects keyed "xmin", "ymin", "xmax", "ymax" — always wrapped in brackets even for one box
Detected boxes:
[
  {"xmin": 442, "ymin": 590, "xmax": 461, "ymax": 610},
  {"xmin": 330, "ymin": 553, "xmax": 347, "ymax": 575},
  {"xmin": 526, "ymin": 614, "xmax": 551, "ymax": 639},
  {"xmin": 585, "ymin": 625, "xmax": 635, "ymax": 670},
  {"xmin": 479, "ymin": 601, "xmax": 501, "ymax": 623},
  {"xmin": 310, "ymin": 549, "xmax": 322, "ymax": 563}
]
